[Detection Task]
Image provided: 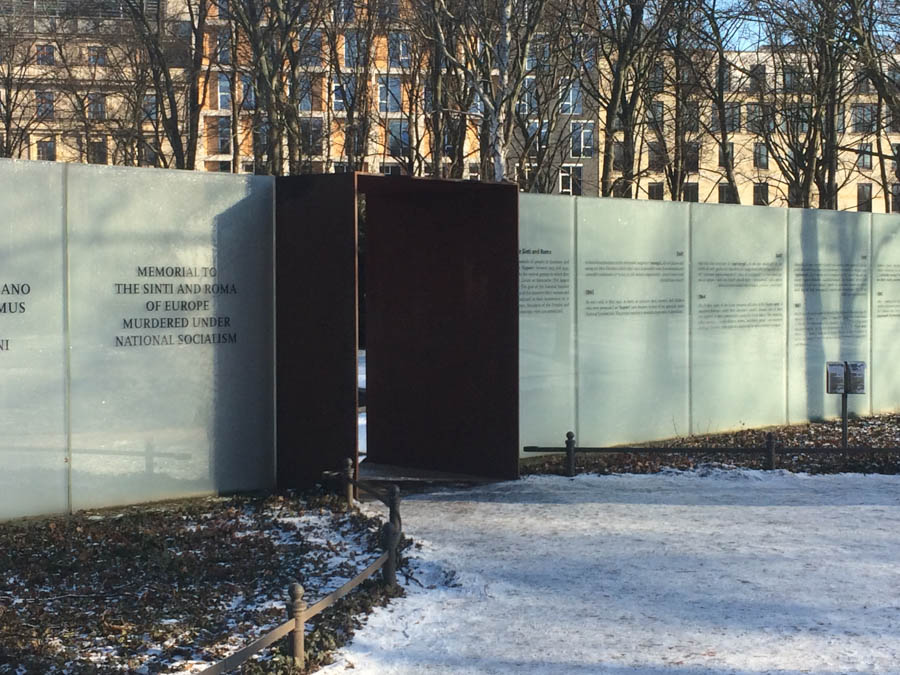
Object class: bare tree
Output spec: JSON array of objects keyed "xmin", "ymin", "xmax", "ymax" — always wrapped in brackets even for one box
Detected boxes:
[{"xmin": 0, "ymin": 11, "xmax": 48, "ymax": 158}]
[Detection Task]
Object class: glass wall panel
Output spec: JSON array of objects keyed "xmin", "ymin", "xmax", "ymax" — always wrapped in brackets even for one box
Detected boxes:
[
  {"xmin": 690, "ymin": 203, "xmax": 788, "ymax": 432},
  {"xmin": 576, "ymin": 198, "xmax": 690, "ymax": 445},
  {"xmin": 518, "ymin": 194, "xmax": 576, "ymax": 452},
  {"xmin": 872, "ymin": 214, "xmax": 900, "ymax": 413},
  {"xmin": 66, "ymin": 165, "xmax": 275, "ymax": 510},
  {"xmin": 0, "ymin": 160, "xmax": 68, "ymax": 519},
  {"xmin": 787, "ymin": 209, "xmax": 871, "ymax": 422}
]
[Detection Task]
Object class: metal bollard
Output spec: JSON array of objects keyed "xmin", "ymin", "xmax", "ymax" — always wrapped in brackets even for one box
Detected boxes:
[
  {"xmin": 343, "ymin": 457, "xmax": 355, "ymax": 507},
  {"xmin": 381, "ymin": 521, "xmax": 401, "ymax": 588},
  {"xmin": 765, "ymin": 432, "xmax": 776, "ymax": 471},
  {"xmin": 565, "ymin": 431, "xmax": 576, "ymax": 477},
  {"xmin": 288, "ymin": 582, "xmax": 306, "ymax": 668},
  {"xmin": 387, "ymin": 484, "xmax": 401, "ymax": 531}
]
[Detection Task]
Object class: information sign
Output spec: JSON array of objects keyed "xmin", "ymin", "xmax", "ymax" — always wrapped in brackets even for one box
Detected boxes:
[{"xmin": 826, "ymin": 361, "xmax": 866, "ymax": 395}]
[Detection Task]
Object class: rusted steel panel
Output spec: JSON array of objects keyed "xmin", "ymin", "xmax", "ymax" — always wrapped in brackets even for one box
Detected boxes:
[
  {"xmin": 361, "ymin": 176, "xmax": 519, "ymax": 480},
  {"xmin": 275, "ymin": 175, "xmax": 358, "ymax": 488}
]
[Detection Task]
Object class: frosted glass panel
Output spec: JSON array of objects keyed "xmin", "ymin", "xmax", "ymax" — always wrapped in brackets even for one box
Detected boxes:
[
  {"xmin": 787, "ymin": 209, "xmax": 871, "ymax": 421},
  {"xmin": 518, "ymin": 194, "xmax": 575, "ymax": 452},
  {"xmin": 690, "ymin": 203, "xmax": 787, "ymax": 432},
  {"xmin": 66, "ymin": 165, "xmax": 275, "ymax": 510},
  {"xmin": 872, "ymin": 214, "xmax": 900, "ymax": 413},
  {"xmin": 0, "ymin": 160, "xmax": 67, "ymax": 519},
  {"xmin": 576, "ymin": 198, "xmax": 689, "ymax": 445}
]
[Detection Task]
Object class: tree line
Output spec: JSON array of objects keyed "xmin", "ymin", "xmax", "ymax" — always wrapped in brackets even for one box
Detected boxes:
[{"xmin": 1, "ymin": 0, "xmax": 899, "ymax": 208}]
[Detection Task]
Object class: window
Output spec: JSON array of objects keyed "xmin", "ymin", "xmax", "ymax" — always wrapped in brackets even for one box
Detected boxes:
[
  {"xmin": 216, "ymin": 30, "xmax": 230, "ymax": 64},
  {"xmin": 559, "ymin": 166, "xmax": 582, "ymax": 196},
  {"xmin": 685, "ymin": 141, "xmax": 699, "ymax": 173},
  {"xmin": 682, "ymin": 182, "xmax": 699, "ymax": 202},
  {"xmin": 379, "ymin": 76, "xmax": 402, "ymax": 113},
  {"xmin": 516, "ymin": 77, "xmax": 536, "ymax": 115},
  {"xmin": 87, "ymin": 46, "xmax": 107, "ymax": 66},
  {"xmin": 468, "ymin": 163, "xmax": 480, "ymax": 181},
  {"xmin": 36, "ymin": 138, "xmax": 55, "ymax": 161},
  {"xmin": 254, "ymin": 119, "xmax": 270, "ymax": 155},
  {"xmin": 612, "ymin": 182, "xmax": 632, "ymax": 198},
  {"xmin": 718, "ymin": 183, "xmax": 738, "ymax": 204},
  {"xmin": 893, "ymin": 143, "xmax": 900, "ymax": 171},
  {"xmin": 527, "ymin": 37, "xmax": 550, "ymax": 71},
  {"xmin": 749, "ymin": 63, "xmax": 766, "ymax": 93},
  {"xmin": 241, "ymin": 74, "xmax": 256, "ymax": 110},
  {"xmin": 717, "ymin": 61, "xmax": 731, "ymax": 92},
  {"xmin": 217, "ymin": 161, "xmax": 232, "ymax": 173},
  {"xmin": 890, "ymin": 109, "xmax": 900, "ymax": 134},
  {"xmin": 711, "ymin": 102, "xmax": 741, "ymax": 132},
  {"xmin": 858, "ymin": 182, "xmax": 872, "ymax": 212},
  {"xmin": 647, "ymin": 100, "xmax": 664, "ymax": 131},
  {"xmin": 649, "ymin": 62, "xmax": 664, "ymax": 93},
  {"xmin": 783, "ymin": 65, "xmax": 805, "ymax": 92},
  {"xmin": 36, "ymin": 91, "xmax": 54, "ymax": 120},
  {"xmin": 858, "ymin": 143, "xmax": 872, "ymax": 169},
  {"xmin": 753, "ymin": 182, "xmax": 769, "ymax": 206},
  {"xmin": 783, "ymin": 103, "xmax": 811, "ymax": 134},
  {"xmin": 218, "ymin": 73, "xmax": 231, "ymax": 109},
  {"xmin": 299, "ymin": 31, "xmax": 322, "ymax": 67},
  {"xmin": 344, "ymin": 32, "xmax": 367, "ymax": 68},
  {"xmin": 388, "ymin": 119, "xmax": 409, "ymax": 156},
  {"xmin": 142, "ymin": 95, "xmax": 158, "ymax": 121},
  {"xmin": 648, "ymin": 141, "xmax": 666, "ymax": 171},
  {"xmin": 218, "ymin": 116, "xmax": 231, "ymax": 154},
  {"xmin": 297, "ymin": 75, "xmax": 315, "ymax": 111},
  {"xmin": 526, "ymin": 120, "xmax": 549, "ymax": 156},
  {"xmin": 892, "ymin": 184, "xmax": 900, "ymax": 213},
  {"xmin": 571, "ymin": 121, "xmax": 593, "ymax": 158},
  {"xmin": 683, "ymin": 101, "xmax": 699, "ymax": 133},
  {"xmin": 753, "ymin": 142, "xmax": 768, "ymax": 169},
  {"xmin": 381, "ymin": 163, "xmax": 402, "ymax": 176},
  {"xmin": 854, "ymin": 70, "xmax": 871, "ymax": 94},
  {"xmin": 333, "ymin": 80, "xmax": 354, "ymax": 111},
  {"xmin": 36, "ymin": 44, "xmax": 54, "ymax": 65},
  {"xmin": 648, "ymin": 182, "xmax": 664, "ymax": 200},
  {"xmin": 214, "ymin": 0, "xmax": 230, "ymax": 19},
  {"xmin": 559, "ymin": 80, "xmax": 581, "ymax": 115},
  {"xmin": 140, "ymin": 143, "xmax": 158, "ymax": 167},
  {"xmin": 87, "ymin": 93, "xmax": 106, "ymax": 120},
  {"xmin": 378, "ymin": 0, "xmax": 399, "ymax": 20},
  {"xmin": 612, "ymin": 141, "xmax": 625, "ymax": 171},
  {"xmin": 300, "ymin": 118, "xmax": 323, "ymax": 155},
  {"xmin": 852, "ymin": 104, "xmax": 877, "ymax": 133},
  {"xmin": 87, "ymin": 138, "xmax": 107, "ymax": 164},
  {"xmin": 334, "ymin": 0, "xmax": 354, "ymax": 22},
  {"xmin": 388, "ymin": 32, "xmax": 410, "ymax": 68}
]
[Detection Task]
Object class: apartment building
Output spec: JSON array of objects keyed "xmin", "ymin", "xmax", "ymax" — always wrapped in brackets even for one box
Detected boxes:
[{"xmin": 4, "ymin": 0, "xmax": 899, "ymax": 213}]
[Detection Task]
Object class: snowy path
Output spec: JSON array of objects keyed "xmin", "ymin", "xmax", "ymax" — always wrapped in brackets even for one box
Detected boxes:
[{"xmin": 319, "ymin": 470, "xmax": 900, "ymax": 674}]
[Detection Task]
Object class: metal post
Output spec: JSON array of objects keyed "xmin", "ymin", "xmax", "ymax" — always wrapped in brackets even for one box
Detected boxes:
[
  {"xmin": 842, "ymin": 362, "xmax": 850, "ymax": 450},
  {"xmin": 387, "ymin": 484, "xmax": 401, "ymax": 531},
  {"xmin": 343, "ymin": 457, "xmax": 355, "ymax": 507},
  {"xmin": 288, "ymin": 583, "xmax": 306, "ymax": 669},
  {"xmin": 565, "ymin": 431, "xmax": 576, "ymax": 477},
  {"xmin": 381, "ymin": 521, "xmax": 401, "ymax": 588},
  {"xmin": 765, "ymin": 432, "xmax": 776, "ymax": 470}
]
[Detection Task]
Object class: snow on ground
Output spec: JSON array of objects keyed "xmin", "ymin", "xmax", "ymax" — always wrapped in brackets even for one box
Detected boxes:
[{"xmin": 321, "ymin": 469, "xmax": 900, "ymax": 674}]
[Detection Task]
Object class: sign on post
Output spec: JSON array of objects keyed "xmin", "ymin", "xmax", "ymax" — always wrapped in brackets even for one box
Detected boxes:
[{"xmin": 826, "ymin": 361, "xmax": 866, "ymax": 394}]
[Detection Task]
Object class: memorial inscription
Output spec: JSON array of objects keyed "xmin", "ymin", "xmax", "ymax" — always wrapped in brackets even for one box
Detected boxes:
[
  {"xmin": 0, "ymin": 281, "xmax": 31, "ymax": 352},
  {"xmin": 113, "ymin": 265, "xmax": 238, "ymax": 347},
  {"xmin": 519, "ymin": 249, "xmax": 571, "ymax": 315}
]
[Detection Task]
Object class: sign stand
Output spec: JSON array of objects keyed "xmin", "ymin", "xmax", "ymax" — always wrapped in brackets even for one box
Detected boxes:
[{"xmin": 826, "ymin": 361, "xmax": 866, "ymax": 450}]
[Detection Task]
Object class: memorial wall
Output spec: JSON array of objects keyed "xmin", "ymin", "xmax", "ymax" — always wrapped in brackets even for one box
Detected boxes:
[
  {"xmin": 519, "ymin": 195, "xmax": 890, "ymax": 452},
  {"xmin": 0, "ymin": 160, "xmax": 275, "ymax": 519}
]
